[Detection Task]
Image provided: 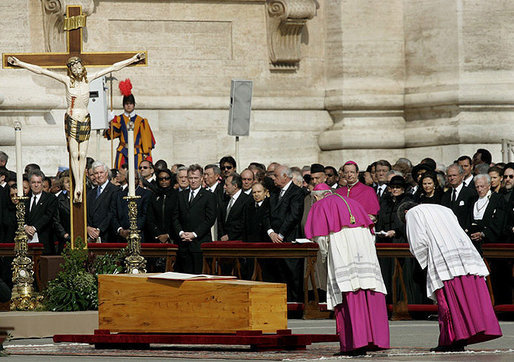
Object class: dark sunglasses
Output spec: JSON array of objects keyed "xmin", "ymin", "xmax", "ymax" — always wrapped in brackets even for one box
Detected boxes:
[
  {"xmin": 158, "ymin": 176, "xmax": 171, "ymax": 181},
  {"xmin": 221, "ymin": 166, "xmax": 233, "ymax": 170},
  {"xmin": 139, "ymin": 166, "xmax": 150, "ymax": 170},
  {"xmin": 506, "ymin": 175, "xmax": 514, "ymax": 179}
]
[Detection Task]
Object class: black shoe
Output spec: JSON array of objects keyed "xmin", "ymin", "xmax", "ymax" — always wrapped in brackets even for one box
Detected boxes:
[
  {"xmin": 333, "ymin": 348, "xmax": 367, "ymax": 356},
  {"xmin": 430, "ymin": 344, "xmax": 465, "ymax": 352},
  {"xmin": 430, "ymin": 345, "xmax": 451, "ymax": 352},
  {"xmin": 449, "ymin": 342, "xmax": 465, "ymax": 352}
]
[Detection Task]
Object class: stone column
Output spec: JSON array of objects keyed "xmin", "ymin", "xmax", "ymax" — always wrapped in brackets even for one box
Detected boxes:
[
  {"xmin": 319, "ymin": 0, "xmax": 406, "ymax": 166},
  {"xmin": 403, "ymin": 0, "xmax": 514, "ymax": 164}
]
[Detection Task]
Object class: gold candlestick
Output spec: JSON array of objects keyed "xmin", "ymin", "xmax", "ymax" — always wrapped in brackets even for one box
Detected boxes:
[
  {"xmin": 123, "ymin": 195, "xmax": 146, "ymax": 274},
  {"xmin": 10, "ymin": 196, "xmax": 42, "ymax": 310}
]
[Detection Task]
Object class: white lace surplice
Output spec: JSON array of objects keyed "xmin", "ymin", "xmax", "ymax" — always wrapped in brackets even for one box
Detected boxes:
[
  {"xmin": 314, "ymin": 227, "xmax": 386, "ymax": 310},
  {"xmin": 405, "ymin": 204, "xmax": 489, "ymax": 300}
]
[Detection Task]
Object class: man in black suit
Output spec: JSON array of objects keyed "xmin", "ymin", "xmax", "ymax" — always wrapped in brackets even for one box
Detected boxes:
[
  {"xmin": 267, "ymin": 165, "xmax": 304, "ymax": 301},
  {"xmin": 24, "ymin": 170, "xmax": 57, "ymax": 255},
  {"xmin": 172, "ymin": 164, "xmax": 217, "ymax": 274},
  {"xmin": 53, "ymin": 173, "xmax": 71, "ymax": 253},
  {"xmin": 375, "ymin": 160, "xmax": 392, "ymax": 201},
  {"xmin": 204, "ymin": 164, "xmax": 225, "ymax": 205},
  {"xmin": 244, "ymin": 182, "xmax": 271, "ymax": 243},
  {"xmin": 458, "ymin": 155, "xmax": 475, "ymax": 189},
  {"xmin": 217, "ymin": 173, "xmax": 251, "ymax": 277},
  {"xmin": 87, "ymin": 161, "xmax": 118, "ymax": 243},
  {"xmin": 139, "ymin": 159, "xmax": 159, "ymax": 194},
  {"xmin": 111, "ymin": 172, "xmax": 151, "ymax": 242},
  {"xmin": 204, "ymin": 164, "xmax": 224, "ymax": 241},
  {"xmin": 441, "ymin": 163, "xmax": 478, "ymax": 233},
  {"xmin": 218, "ymin": 173, "xmax": 251, "ymax": 241}
]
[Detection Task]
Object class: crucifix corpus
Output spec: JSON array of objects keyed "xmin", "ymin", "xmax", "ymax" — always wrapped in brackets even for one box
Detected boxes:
[{"xmin": 3, "ymin": 5, "xmax": 147, "ymax": 204}]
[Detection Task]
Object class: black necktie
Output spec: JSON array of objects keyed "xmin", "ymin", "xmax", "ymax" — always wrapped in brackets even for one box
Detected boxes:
[
  {"xmin": 30, "ymin": 195, "xmax": 37, "ymax": 212},
  {"xmin": 189, "ymin": 190, "xmax": 194, "ymax": 205},
  {"xmin": 451, "ymin": 189, "xmax": 457, "ymax": 202},
  {"xmin": 226, "ymin": 198, "xmax": 234, "ymax": 222}
]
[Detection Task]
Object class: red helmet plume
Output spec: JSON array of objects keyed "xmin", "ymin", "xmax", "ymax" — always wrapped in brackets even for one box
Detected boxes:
[{"xmin": 119, "ymin": 79, "xmax": 133, "ymax": 96}]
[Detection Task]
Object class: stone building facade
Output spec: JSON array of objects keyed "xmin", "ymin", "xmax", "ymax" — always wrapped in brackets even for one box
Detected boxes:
[{"xmin": 1, "ymin": 0, "xmax": 513, "ymax": 174}]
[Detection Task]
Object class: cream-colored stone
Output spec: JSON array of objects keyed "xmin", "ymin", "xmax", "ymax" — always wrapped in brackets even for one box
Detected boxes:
[{"xmin": 1, "ymin": 0, "xmax": 513, "ymax": 174}]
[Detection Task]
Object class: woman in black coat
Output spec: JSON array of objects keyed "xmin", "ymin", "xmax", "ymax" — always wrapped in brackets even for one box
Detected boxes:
[
  {"xmin": 417, "ymin": 172, "xmax": 443, "ymax": 204},
  {"xmin": 145, "ymin": 169, "xmax": 178, "ymax": 243},
  {"xmin": 376, "ymin": 176, "xmax": 412, "ymax": 243},
  {"xmin": 376, "ymin": 176, "xmax": 426, "ymax": 305}
]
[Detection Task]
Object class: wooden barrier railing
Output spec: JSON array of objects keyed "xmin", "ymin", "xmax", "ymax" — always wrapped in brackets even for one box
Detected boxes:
[
  {"xmin": 0, "ymin": 243, "xmax": 178, "ymax": 290},
  {"xmin": 376, "ymin": 243, "xmax": 514, "ymax": 317},
  {"xmin": 1, "ymin": 242, "xmax": 511, "ymax": 317},
  {"xmin": 201, "ymin": 241, "xmax": 323, "ymax": 318}
]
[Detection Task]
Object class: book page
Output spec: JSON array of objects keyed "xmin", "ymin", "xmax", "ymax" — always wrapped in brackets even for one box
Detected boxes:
[{"xmin": 148, "ymin": 272, "xmax": 237, "ymax": 281}]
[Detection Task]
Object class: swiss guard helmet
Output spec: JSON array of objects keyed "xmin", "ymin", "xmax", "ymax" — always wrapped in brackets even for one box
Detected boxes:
[{"xmin": 119, "ymin": 78, "xmax": 136, "ymax": 105}]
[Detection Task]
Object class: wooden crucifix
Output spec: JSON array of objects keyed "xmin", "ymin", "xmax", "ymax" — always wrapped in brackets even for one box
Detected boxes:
[{"xmin": 2, "ymin": 5, "xmax": 147, "ymax": 247}]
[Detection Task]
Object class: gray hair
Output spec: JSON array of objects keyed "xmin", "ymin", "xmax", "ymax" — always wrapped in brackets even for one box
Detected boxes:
[
  {"xmin": 277, "ymin": 165, "xmax": 293, "ymax": 179},
  {"xmin": 475, "ymin": 163, "xmax": 490, "ymax": 175},
  {"xmin": 447, "ymin": 163, "xmax": 464, "ymax": 175},
  {"xmin": 474, "ymin": 173, "xmax": 491, "ymax": 184},
  {"xmin": 177, "ymin": 166, "xmax": 187, "ymax": 173},
  {"xmin": 395, "ymin": 158, "xmax": 412, "ymax": 169},
  {"xmin": 0, "ymin": 151, "xmax": 8, "ymax": 163},
  {"xmin": 292, "ymin": 170, "xmax": 303, "ymax": 185},
  {"xmin": 92, "ymin": 160, "xmax": 111, "ymax": 179},
  {"xmin": 227, "ymin": 172, "xmax": 242, "ymax": 189},
  {"xmin": 387, "ymin": 170, "xmax": 403, "ymax": 177},
  {"xmin": 311, "ymin": 189, "xmax": 333, "ymax": 198},
  {"xmin": 187, "ymin": 164, "xmax": 204, "ymax": 175},
  {"xmin": 29, "ymin": 169, "xmax": 45, "ymax": 181},
  {"xmin": 204, "ymin": 164, "xmax": 221, "ymax": 175}
]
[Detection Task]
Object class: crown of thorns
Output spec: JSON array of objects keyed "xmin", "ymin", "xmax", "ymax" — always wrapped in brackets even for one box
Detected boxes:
[{"xmin": 66, "ymin": 57, "xmax": 83, "ymax": 67}]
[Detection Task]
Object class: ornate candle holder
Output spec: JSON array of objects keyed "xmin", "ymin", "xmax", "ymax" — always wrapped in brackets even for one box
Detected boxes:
[
  {"xmin": 10, "ymin": 196, "xmax": 42, "ymax": 310},
  {"xmin": 123, "ymin": 195, "xmax": 146, "ymax": 274}
]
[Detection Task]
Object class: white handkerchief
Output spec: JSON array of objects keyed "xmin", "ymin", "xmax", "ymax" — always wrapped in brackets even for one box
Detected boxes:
[{"xmin": 459, "ymin": 200, "xmax": 465, "ymax": 206}]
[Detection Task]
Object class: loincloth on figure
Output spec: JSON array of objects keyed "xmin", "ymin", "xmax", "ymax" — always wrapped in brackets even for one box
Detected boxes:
[{"xmin": 64, "ymin": 113, "xmax": 91, "ymax": 143}]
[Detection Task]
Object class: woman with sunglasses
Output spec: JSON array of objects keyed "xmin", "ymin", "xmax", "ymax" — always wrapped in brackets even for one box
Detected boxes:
[{"xmin": 146, "ymin": 169, "xmax": 178, "ymax": 246}]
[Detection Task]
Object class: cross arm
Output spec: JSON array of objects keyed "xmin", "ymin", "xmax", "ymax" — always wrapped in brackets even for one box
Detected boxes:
[
  {"xmin": 3, "ymin": 52, "xmax": 71, "ymax": 69},
  {"xmin": 89, "ymin": 52, "xmax": 147, "ymax": 81},
  {"xmin": 5, "ymin": 55, "xmax": 67, "ymax": 84}
]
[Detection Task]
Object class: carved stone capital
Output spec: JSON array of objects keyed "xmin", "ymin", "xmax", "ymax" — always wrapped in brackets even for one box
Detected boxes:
[
  {"xmin": 266, "ymin": 0, "xmax": 317, "ymax": 70},
  {"xmin": 41, "ymin": 0, "xmax": 95, "ymax": 52}
]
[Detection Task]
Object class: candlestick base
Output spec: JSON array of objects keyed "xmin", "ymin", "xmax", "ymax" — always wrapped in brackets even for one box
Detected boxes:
[
  {"xmin": 123, "ymin": 196, "xmax": 146, "ymax": 274},
  {"xmin": 10, "ymin": 196, "xmax": 43, "ymax": 311}
]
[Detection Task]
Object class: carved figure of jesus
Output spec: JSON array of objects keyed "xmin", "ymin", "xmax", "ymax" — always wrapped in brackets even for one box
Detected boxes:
[{"xmin": 7, "ymin": 53, "xmax": 145, "ymax": 203}]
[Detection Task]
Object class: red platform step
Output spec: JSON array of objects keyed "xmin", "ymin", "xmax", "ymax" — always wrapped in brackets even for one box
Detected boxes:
[{"xmin": 54, "ymin": 329, "xmax": 339, "ymax": 351}]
